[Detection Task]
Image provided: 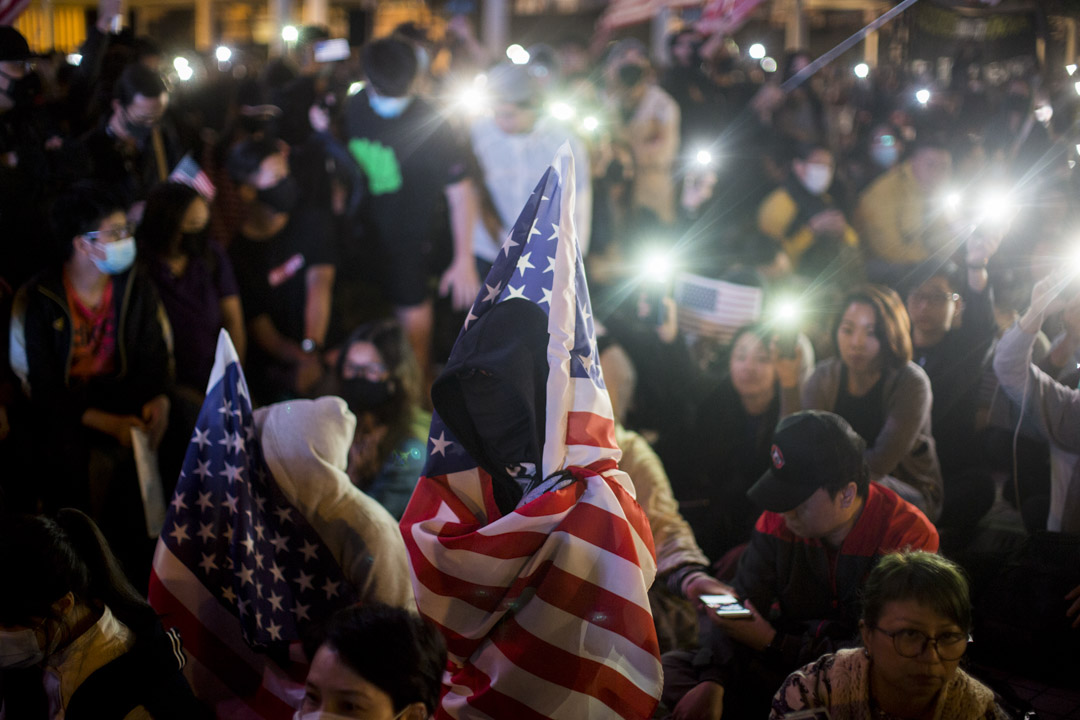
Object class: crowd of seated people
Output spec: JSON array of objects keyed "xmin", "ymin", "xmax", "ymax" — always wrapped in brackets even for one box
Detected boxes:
[{"xmin": 2, "ymin": 5, "xmax": 1080, "ymax": 718}]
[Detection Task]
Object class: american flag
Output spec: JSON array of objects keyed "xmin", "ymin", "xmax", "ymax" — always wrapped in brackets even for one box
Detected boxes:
[
  {"xmin": 698, "ymin": 0, "xmax": 766, "ymax": 35},
  {"xmin": 400, "ymin": 145, "xmax": 663, "ymax": 719},
  {"xmin": 674, "ymin": 271, "xmax": 763, "ymax": 344},
  {"xmin": 599, "ymin": 0, "xmax": 700, "ymax": 29},
  {"xmin": 170, "ymin": 154, "xmax": 217, "ymax": 201},
  {"xmin": 149, "ymin": 331, "xmax": 357, "ymax": 720}
]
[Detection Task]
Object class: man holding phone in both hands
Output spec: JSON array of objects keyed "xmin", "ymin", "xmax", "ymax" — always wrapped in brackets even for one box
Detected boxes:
[{"xmin": 662, "ymin": 411, "xmax": 939, "ymax": 719}]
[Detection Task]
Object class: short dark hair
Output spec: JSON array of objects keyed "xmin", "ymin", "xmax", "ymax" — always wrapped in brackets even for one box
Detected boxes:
[
  {"xmin": 901, "ymin": 260, "xmax": 963, "ymax": 299},
  {"xmin": 822, "ymin": 426, "xmax": 870, "ymax": 500},
  {"xmin": 226, "ymin": 138, "xmax": 280, "ymax": 185},
  {"xmin": 835, "ymin": 284, "xmax": 913, "ymax": 369},
  {"xmin": 50, "ymin": 183, "xmax": 125, "ymax": 262},
  {"xmin": 114, "ymin": 62, "xmax": 167, "ymax": 107},
  {"xmin": 362, "ymin": 37, "xmax": 418, "ymax": 98},
  {"xmin": 307, "ymin": 604, "xmax": 446, "ymax": 714},
  {"xmin": 861, "ymin": 550, "xmax": 972, "ymax": 631}
]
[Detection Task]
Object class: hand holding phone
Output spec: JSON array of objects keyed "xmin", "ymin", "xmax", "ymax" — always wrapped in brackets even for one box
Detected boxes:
[{"xmin": 699, "ymin": 594, "xmax": 753, "ymax": 619}]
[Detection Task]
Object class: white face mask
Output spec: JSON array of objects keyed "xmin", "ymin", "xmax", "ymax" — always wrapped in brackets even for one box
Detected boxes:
[
  {"xmin": 870, "ymin": 145, "xmax": 898, "ymax": 169},
  {"xmin": 800, "ymin": 162, "xmax": 833, "ymax": 195},
  {"xmin": 90, "ymin": 237, "xmax": 137, "ymax": 275},
  {"xmin": 0, "ymin": 627, "xmax": 45, "ymax": 668},
  {"xmin": 367, "ymin": 90, "xmax": 413, "ymax": 119}
]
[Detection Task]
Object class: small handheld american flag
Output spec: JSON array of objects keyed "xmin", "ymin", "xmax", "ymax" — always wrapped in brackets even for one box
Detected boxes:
[
  {"xmin": 169, "ymin": 154, "xmax": 217, "ymax": 201},
  {"xmin": 401, "ymin": 145, "xmax": 663, "ymax": 719}
]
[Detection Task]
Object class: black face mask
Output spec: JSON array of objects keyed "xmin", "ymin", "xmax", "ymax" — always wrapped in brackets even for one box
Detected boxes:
[
  {"xmin": 460, "ymin": 372, "xmax": 539, "ymax": 483},
  {"xmin": 340, "ymin": 377, "xmax": 397, "ymax": 415},
  {"xmin": 256, "ymin": 177, "xmax": 299, "ymax": 214},
  {"xmin": 180, "ymin": 228, "xmax": 208, "ymax": 256}
]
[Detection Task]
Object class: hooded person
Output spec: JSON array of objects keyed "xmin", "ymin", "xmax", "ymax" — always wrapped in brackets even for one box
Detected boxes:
[{"xmin": 399, "ymin": 147, "xmax": 663, "ymax": 719}]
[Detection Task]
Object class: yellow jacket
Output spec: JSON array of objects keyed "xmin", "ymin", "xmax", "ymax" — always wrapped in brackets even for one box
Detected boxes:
[
  {"xmin": 757, "ymin": 186, "xmax": 858, "ymax": 268},
  {"xmin": 854, "ymin": 162, "xmax": 947, "ymax": 264}
]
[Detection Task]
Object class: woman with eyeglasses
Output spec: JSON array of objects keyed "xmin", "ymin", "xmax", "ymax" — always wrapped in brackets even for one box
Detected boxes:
[{"xmin": 770, "ymin": 550, "xmax": 1008, "ymax": 720}]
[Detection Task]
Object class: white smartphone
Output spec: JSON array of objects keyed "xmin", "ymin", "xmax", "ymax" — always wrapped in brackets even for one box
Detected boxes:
[
  {"xmin": 314, "ymin": 38, "xmax": 350, "ymax": 63},
  {"xmin": 699, "ymin": 593, "xmax": 753, "ymax": 619}
]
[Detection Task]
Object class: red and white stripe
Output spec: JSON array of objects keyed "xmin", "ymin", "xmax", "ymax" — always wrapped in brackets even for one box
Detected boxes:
[
  {"xmin": 674, "ymin": 271, "xmax": 763, "ymax": 344},
  {"xmin": 0, "ymin": 0, "xmax": 31, "ymax": 27}
]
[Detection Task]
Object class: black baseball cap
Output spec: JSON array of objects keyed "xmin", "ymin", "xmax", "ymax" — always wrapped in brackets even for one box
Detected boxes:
[
  {"xmin": 747, "ymin": 411, "xmax": 865, "ymax": 513},
  {"xmin": 0, "ymin": 27, "xmax": 35, "ymax": 62}
]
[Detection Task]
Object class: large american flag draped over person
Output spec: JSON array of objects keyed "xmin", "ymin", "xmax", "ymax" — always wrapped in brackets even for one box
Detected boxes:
[
  {"xmin": 400, "ymin": 145, "xmax": 663, "ymax": 719},
  {"xmin": 149, "ymin": 331, "xmax": 358, "ymax": 720}
]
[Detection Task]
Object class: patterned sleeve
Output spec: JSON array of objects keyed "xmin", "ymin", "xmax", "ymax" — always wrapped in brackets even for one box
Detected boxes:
[{"xmin": 769, "ymin": 654, "xmax": 834, "ymax": 720}]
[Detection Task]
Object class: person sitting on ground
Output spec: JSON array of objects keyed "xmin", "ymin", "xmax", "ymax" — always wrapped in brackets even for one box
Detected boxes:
[
  {"xmin": 757, "ymin": 142, "xmax": 859, "ymax": 278},
  {"xmin": 790, "ymin": 284, "xmax": 943, "ymax": 520},
  {"xmin": 298, "ymin": 603, "xmax": 445, "ymax": 720},
  {"xmin": 770, "ymin": 550, "xmax": 1008, "ymax": 720},
  {"xmin": 903, "ymin": 239, "xmax": 1000, "ymax": 535},
  {"xmin": 137, "ymin": 181, "xmax": 246, "ymax": 398},
  {"xmin": 9, "ymin": 183, "xmax": 172, "ymax": 581},
  {"xmin": 662, "ymin": 411, "xmax": 938, "ymax": 720},
  {"xmin": 334, "ymin": 320, "xmax": 429, "ymax": 520},
  {"xmin": 993, "ymin": 270, "xmax": 1080, "ymax": 533},
  {"xmin": 0, "ymin": 509, "xmax": 205, "ymax": 719}
]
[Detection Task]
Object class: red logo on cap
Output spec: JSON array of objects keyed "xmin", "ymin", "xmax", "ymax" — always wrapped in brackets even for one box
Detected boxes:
[{"xmin": 771, "ymin": 444, "xmax": 784, "ymax": 469}]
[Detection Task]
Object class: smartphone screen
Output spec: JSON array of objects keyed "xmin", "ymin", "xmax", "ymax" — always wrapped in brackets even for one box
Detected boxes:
[
  {"xmin": 314, "ymin": 38, "xmax": 350, "ymax": 63},
  {"xmin": 699, "ymin": 594, "xmax": 752, "ymax": 618}
]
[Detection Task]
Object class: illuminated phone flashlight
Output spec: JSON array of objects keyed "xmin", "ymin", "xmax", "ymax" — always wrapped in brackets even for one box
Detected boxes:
[
  {"xmin": 770, "ymin": 298, "xmax": 802, "ymax": 356},
  {"xmin": 450, "ymin": 74, "xmax": 490, "ymax": 116},
  {"xmin": 282, "ymin": 25, "xmax": 298, "ymax": 43},
  {"xmin": 215, "ymin": 46, "xmax": 232, "ymax": 63},
  {"xmin": 173, "ymin": 56, "xmax": 194, "ymax": 81},
  {"xmin": 974, "ymin": 187, "xmax": 1013, "ymax": 226},
  {"xmin": 506, "ymin": 44, "xmax": 530, "ymax": 65},
  {"xmin": 695, "ymin": 148, "xmax": 714, "ymax": 167},
  {"xmin": 1035, "ymin": 104, "xmax": 1053, "ymax": 123},
  {"xmin": 640, "ymin": 247, "xmax": 676, "ymax": 284},
  {"xmin": 582, "ymin": 115, "xmax": 600, "ymax": 133},
  {"xmin": 761, "ymin": 57, "xmax": 777, "ymax": 73},
  {"xmin": 748, "ymin": 43, "xmax": 766, "ymax": 60},
  {"xmin": 67, "ymin": 53, "xmax": 82, "ymax": 66},
  {"xmin": 549, "ymin": 100, "xmax": 575, "ymax": 121},
  {"xmin": 915, "ymin": 88, "xmax": 931, "ymax": 105},
  {"xmin": 1069, "ymin": 64, "xmax": 1078, "ymax": 76},
  {"xmin": 853, "ymin": 63, "xmax": 869, "ymax": 79},
  {"xmin": 348, "ymin": 81, "xmax": 365, "ymax": 96}
]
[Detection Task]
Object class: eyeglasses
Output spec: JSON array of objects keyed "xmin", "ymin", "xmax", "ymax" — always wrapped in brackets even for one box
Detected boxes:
[
  {"xmin": 873, "ymin": 626, "xmax": 971, "ymax": 660},
  {"xmin": 83, "ymin": 224, "xmax": 134, "ymax": 243},
  {"xmin": 909, "ymin": 291, "xmax": 958, "ymax": 306}
]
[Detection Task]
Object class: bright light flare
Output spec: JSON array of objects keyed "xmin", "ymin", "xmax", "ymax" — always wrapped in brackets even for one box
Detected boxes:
[
  {"xmin": 348, "ymin": 81, "xmax": 365, "ymax": 96},
  {"xmin": 915, "ymin": 88, "xmax": 931, "ymax": 105},
  {"xmin": 66, "ymin": 53, "xmax": 82, "ymax": 66},
  {"xmin": 943, "ymin": 191, "xmax": 962, "ymax": 212},
  {"xmin": 549, "ymin": 101, "xmax": 575, "ymax": 121},
  {"xmin": 761, "ymin": 57, "xmax": 777, "ymax": 73},
  {"xmin": 215, "ymin": 46, "xmax": 232, "ymax": 63},
  {"xmin": 449, "ymin": 75, "xmax": 490, "ymax": 115},
  {"xmin": 282, "ymin": 25, "xmax": 298, "ymax": 43},
  {"xmin": 1035, "ymin": 104, "xmax": 1053, "ymax": 123},
  {"xmin": 695, "ymin": 149, "xmax": 713, "ymax": 166},
  {"xmin": 975, "ymin": 189, "xmax": 1013, "ymax": 225},
  {"xmin": 177, "ymin": 64, "xmax": 194, "ymax": 81},
  {"xmin": 748, "ymin": 43, "xmax": 766, "ymax": 60},
  {"xmin": 854, "ymin": 63, "xmax": 869, "ymax": 79},
  {"xmin": 582, "ymin": 115, "xmax": 599, "ymax": 132},
  {"xmin": 773, "ymin": 300, "xmax": 801, "ymax": 326},
  {"xmin": 506, "ymin": 44, "xmax": 530, "ymax": 65},
  {"xmin": 640, "ymin": 248, "xmax": 676, "ymax": 284},
  {"xmin": 173, "ymin": 56, "xmax": 189, "ymax": 71},
  {"xmin": 1068, "ymin": 64, "xmax": 1077, "ymax": 76}
]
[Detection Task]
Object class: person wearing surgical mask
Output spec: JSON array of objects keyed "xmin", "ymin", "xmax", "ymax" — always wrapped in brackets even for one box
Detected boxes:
[
  {"xmin": 75, "ymin": 63, "xmax": 179, "ymax": 208},
  {"xmin": 226, "ymin": 137, "xmax": 337, "ymax": 402},
  {"xmin": 0, "ymin": 509, "xmax": 204, "ymax": 719},
  {"xmin": 9, "ymin": 183, "xmax": 174, "ymax": 586},
  {"xmin": 757, "ymin": 142, "xmax": 860, "ymax": 278},
  {"xmin": 298, "ymin": 604, "xmax": 444, "ymax": 720}
]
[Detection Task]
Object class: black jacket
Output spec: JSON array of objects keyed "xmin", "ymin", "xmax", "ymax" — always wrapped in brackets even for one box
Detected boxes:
[{"xmin": 16, "ymin": 265, "xmax": 173, "ymax": 429}]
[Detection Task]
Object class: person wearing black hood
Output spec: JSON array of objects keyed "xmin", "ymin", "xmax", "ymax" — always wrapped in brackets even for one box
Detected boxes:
[
  {"xmin": 226, "ymin": 137, "xmax": 336, "ymax": 402},
  {"xmin": 431, "ymin": 298, "xmax": 553, "ymax": 515}
]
